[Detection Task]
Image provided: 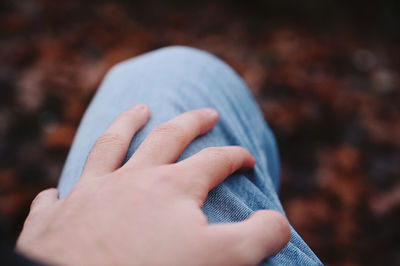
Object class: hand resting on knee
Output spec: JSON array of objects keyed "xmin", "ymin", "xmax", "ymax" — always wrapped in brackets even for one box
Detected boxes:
[{"xmin": 16, "ymin": 105, "xmax": 290, "ymax": 266}]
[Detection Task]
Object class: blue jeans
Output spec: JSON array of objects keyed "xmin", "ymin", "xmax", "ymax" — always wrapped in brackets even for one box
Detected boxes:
[{"xmin": 58, "ymin": 46, "xmax": 322, "ymax": 265}]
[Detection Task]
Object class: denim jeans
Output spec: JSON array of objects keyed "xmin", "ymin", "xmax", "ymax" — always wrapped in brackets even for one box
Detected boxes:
[{"xmin": 58, "ymin": 46, "xmax": 322, "ymax": 265}]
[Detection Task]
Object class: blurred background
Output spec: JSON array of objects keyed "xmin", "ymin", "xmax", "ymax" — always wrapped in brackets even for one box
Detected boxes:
[{"xmin": 1, "ymin": 0, "xmax": 399, "ymax": 265}]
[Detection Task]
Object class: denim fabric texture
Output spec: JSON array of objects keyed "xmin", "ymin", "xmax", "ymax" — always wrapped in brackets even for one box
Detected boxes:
[{"xmin": 58, "ymin": 46, "xmax": 323, "ymax": 265}]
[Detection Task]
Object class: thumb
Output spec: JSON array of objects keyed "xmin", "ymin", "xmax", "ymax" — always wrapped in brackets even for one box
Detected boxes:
[
  {"xmin": 30, "ymin": 188, "xmax": 59, "ymax": 213},
  {"xmin": 206, "ymin": 210, "xmax": 291, "ymax": 266}
]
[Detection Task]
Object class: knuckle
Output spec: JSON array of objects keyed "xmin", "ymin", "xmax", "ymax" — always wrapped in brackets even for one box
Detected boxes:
[
  {"xmin": 116, "ymin": 110, "xmax": 134, "ymax": 120},
  {"xmin": 151, "ymin": 123, "xmax": 186, "ymax": 142},
  {"xmin": 235, "ymin": 146, "xmax": 249, "ymax": 154},
  {"xmin": 152, "ymin": 123, "xmax": 183, "ymax": 136},
  {"xmin": 88, "ymin": 133, "xmax": 126, "ymax": 163},
  {"xmin": 30, "ymin": 189, "xmax": 54, "ymax": 211},
  {"xmin": 204, "ymin": 147, "xmax": 233, "ymax": 171},
  {"xmin": 158, "ymin": 173, "xmax": 175, "ymax": 184},
  {"xmin": 33, "ymin": 189, "xmax": 49, "ymax": 201},
  {"xmin": 231, "ymin": 146, "xmax": 250, "ymax": 158},
  {"xmin": 154, "ymin": 170, "xmax": 181, "ymax": 189},
  {"xmin": 203, "ymin": 146, "xmax": 227, "ymax": 156},
  {"xmin": 30, "ymin": 193, "xmax": 44, "ymax": 208},
  {"xmin": 192, "ymin": 111, "xmax": 211, "ymax": 133},
  {"xmin": 254, "ymin": 210, "xmax": 291, "ymax": 248},
  {"xmin": 95, "ymin": 133, "xmax": 126, "ymax": 149},
  {"xmin": 268, "ymin": 211, "xmax": 291, "ymax": 241}
]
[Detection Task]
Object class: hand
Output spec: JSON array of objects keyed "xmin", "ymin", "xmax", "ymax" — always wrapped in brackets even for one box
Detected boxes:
[{"xmin": 16, "ymin": 105, "xmax": 290, "ymax": 266}]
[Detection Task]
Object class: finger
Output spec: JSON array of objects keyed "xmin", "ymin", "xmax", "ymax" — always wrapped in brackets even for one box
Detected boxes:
[
  {"xmin": 81, "ymin": 104, "xmax": 150, "ymax": 179},
  {"xmin": 205, "ymin": 210, "xmax": 291, "ymax": 266},
  {"xmin": 30, "ymin": 188, "xmax": 59, "ymax": 213},
  {"xmin": 127, "ymin": 108, "xmax": 218, "ymax": 167},
  {"xmin": 174, "ymin": 146, "xmax": 255, "ymax": 203}
]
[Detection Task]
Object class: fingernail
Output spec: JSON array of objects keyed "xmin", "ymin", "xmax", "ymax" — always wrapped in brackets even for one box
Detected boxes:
[
  {"xmin": 203, "ymin": 108, "xmax": 218, "ymax": 117},
  {"xmin": 131, "ymin": 104, "xmax": 147, "ymax": 111}
]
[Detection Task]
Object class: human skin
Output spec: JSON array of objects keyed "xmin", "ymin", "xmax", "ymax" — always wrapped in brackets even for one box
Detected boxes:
[{"xmin": 16, "ymin": 105, "xmax": 290, "ymax": 266}]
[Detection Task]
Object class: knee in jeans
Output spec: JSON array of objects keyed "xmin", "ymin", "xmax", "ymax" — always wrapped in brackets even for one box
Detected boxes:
[
  {"xmin": 107, "ymin": 45, "xmax": 231, "ymax": 80},
  {"xmin": 102, "ymin": 45, "xmax": 245, "ymax": 99},
  {"xmin": 149, "ymin": 45, "xmax": 221, "ymax": 66}
]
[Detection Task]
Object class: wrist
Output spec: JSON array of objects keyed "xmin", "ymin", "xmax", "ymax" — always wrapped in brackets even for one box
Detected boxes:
[{"xmin": 17, "ymin": 231, "xmax": 113, "ymax": 266}]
